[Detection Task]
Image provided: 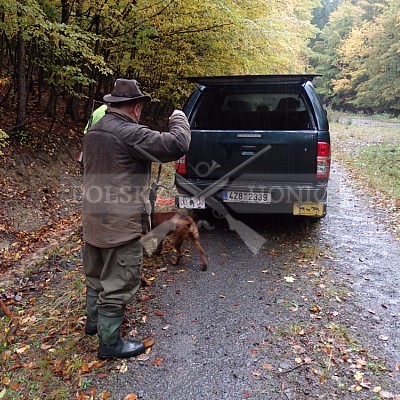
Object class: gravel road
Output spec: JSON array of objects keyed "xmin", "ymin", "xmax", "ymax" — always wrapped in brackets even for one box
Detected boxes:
[{"xmin": 94, "ymin": 161, "xmax": 400, "ymax": 400}]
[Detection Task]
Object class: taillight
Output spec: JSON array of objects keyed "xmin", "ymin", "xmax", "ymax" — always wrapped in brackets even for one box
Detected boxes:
[
  {"xmin": 175, "ymin": 156, "xmax": 187, "ymax": 175},
  {"xmin": 316, "ymin": 142, "xmax": 330, "ymax": 179}
]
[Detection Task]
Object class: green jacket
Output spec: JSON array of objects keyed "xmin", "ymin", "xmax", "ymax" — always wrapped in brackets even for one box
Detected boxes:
[{"xmin": 82, "ymin": 108, "xmax": 191, "ymax": 248}]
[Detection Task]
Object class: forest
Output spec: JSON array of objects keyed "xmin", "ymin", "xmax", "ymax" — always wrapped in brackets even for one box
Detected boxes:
[
  {"xmin": 0, "ymin": 0, "xmax": 399, "ymax": 147},
  {"xmin": 1, "ymin": 2, "xmax": 400, "ymax": 398}
]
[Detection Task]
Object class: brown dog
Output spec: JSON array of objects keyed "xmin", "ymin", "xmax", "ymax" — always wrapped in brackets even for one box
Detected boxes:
[{"xmin": 141, "ymin": 211, "xmax": 207, "ymax": 271}]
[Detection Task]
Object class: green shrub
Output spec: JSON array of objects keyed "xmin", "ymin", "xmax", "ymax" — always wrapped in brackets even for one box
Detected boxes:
[{"xmin": 0, "ymin": 128, "xmax": 9, "ymax": 155}]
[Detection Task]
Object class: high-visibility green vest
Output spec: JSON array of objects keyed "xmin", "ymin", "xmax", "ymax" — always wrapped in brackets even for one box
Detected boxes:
[{"xmin": 84, "ymin": 104, "xmax": 107, "ymax": 134}]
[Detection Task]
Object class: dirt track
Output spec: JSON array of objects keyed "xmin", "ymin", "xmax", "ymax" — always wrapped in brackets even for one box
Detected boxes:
[{"xmin": 93, "ymin": 158, "xmax": 399, "ymax": 399}]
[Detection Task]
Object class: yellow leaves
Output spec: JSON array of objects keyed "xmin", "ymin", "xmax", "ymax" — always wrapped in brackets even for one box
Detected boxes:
[
  {"xmin": 354, "ymin": 371, "xmax": 364, "ymax": 381},
  {"xmin": 119, "ymin": 363, "xmax": 128, "ymax": 374},
  {"xmin": 14, "ymin": 345, "xmax": 30, "ymax": 354},
  {"xmin": 1, "ymin": 376, "xmax": 11, "ymax": 386},
  {"xmin": 350, "ymin": 368, "xmax": 393, "ymax": 395}
]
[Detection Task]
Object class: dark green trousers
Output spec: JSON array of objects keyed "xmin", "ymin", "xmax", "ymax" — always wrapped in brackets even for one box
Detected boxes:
[{"xmin": 83, "ymin": 239, "xmax": 143, "ymax": 312}]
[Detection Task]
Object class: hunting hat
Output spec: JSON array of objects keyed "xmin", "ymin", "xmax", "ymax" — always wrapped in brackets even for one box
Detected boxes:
[{"xmin": 103, "ymin": 78, "xmax": 151, "ymax": 103}]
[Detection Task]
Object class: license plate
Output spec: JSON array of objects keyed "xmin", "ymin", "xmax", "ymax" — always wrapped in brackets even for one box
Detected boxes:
[
  {"xmin": 293, "ymin": 202, "xmax": 324, "ymax": 216},
  {"xmin": 177, "ymin": 196, "xmax": 206, "ymax": 209},
  {"xmin": 222, "ymin": 191, "xmax": 271, "ymax": 204}
]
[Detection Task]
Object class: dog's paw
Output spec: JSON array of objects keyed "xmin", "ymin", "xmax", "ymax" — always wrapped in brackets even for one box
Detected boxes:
[{"xmin": 199, "ymin": 264, "xmax": 208, "ymax": 271}]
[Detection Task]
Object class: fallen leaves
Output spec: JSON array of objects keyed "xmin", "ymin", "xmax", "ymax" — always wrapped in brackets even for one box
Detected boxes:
[
  {"xmin": 262, "ymin": 363, "xmax": 273, "ymax": 370},
  {"xmin": 0, "ymin": 151, "xmax": 398, "ymax": 400},
  {"xmin": 154, "ymin": 310, "xmax": 165, "ymax": 317},
  {"xmin": 123, "ymin": 394, "xmax": 138, "ymax": 400},
  {"xmin": 143, "ymin": 337, "xmax": 155, "ymax": 348},
  {"xmin": 119, "ymin": 363, "xmax": 128, "ymax": 374},
  {"xmin": 309, "ymin": 304, "xmax": 321, "ymax": 314},
  {"xmin": 0, "ymin": 298, "xmax": 20, "ymax": 344},
  {"xmin": 151, "ymin": 356, "xmax": 164, "ymax": 366},
  {"xmin": 283, "ymin": 276, "xmax": 296, "ymax": 283}
]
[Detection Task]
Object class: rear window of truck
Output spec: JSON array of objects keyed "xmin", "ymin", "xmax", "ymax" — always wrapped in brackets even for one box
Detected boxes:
[{"xmin": 191, "ymin": 91, "xmax": 313, "ymax": 131}]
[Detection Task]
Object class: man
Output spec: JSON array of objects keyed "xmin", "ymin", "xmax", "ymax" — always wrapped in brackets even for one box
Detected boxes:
[
  {"xmin": 77, "ymin": 103, "xmax": 108, "ymax": 164},
  {"xmin": 83, "ymin": 103, "xmax": 108, "ymax": 134},
  {"xmin": 82, "ymin": 78, "xmax": 191, "ymax": 359}
]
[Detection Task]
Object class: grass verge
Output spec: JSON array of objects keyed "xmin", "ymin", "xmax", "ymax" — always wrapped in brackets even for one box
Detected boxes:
[{"xmin": 329, "ymin": 111, "xmax": 400, "ymax": 236}]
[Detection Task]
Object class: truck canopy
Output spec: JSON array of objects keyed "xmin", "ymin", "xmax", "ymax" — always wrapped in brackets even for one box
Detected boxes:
[{"xmin": 182, "ymin": 74, "xmax": 322, "ymax": 86}]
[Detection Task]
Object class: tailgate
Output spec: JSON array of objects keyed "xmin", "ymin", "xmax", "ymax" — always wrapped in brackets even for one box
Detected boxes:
[{"xmin": 185, "ymin": 129, "xmax": 318, "ymax": 182}]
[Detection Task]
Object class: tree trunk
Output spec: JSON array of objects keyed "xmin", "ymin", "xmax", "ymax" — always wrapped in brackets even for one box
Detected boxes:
[
  {"xmin": 45, "ymin": 85, "xmax": 58, "ymax": 118},
  {"xmin": 16, "ymin": 29, "xmax": 27, "ymax": 129},
  {"xmin": 66, "ymin": 89, "xmax": 81, "ymax": 122},
  {"xmin": 0, "ymin": 12, "xmax": 4, "ymax": 78}
]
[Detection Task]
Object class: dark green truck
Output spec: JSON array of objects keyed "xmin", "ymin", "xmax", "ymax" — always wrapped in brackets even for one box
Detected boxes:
[{"xmin": 175, "ymin": 75, "xmax": 330, "ymax": 218}]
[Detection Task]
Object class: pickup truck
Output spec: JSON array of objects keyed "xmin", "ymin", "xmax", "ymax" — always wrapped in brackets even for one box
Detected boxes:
[{"xmin": 175, "ymin": 75, "xmax": 330, "ymax": 218}]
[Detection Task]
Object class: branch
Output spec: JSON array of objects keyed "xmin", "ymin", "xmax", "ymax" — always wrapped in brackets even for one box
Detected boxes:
[
  {"xmin": 0, "ymin": 298, "xmax": 20, "ymax": 343},
  {"xmin": 4, "ymin": 117, "xmax": 43, "ymax": 134},
  {"xmin": 276, "ymin": 363, "xmax": 307, "ymax": 375}
]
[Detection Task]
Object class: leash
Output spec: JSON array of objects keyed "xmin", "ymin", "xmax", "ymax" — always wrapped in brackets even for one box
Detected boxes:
[
  {"xmin": 149, "ymin": 163, "xmax": 163, "ymax": 214},
  {"xmin": 155, "ymin": 163, "xmax": 162, "ymax": 186}
]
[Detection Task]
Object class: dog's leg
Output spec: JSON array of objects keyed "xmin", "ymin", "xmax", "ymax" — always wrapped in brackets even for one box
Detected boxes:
[
  {"xmin": 152, "ymin": 238, "xmax": 164, "ymax": 256},
  {"xmin": 184, "ymin": 219, "xmax": 208, "ymax": 271},
  {"xmin": 193, "ymin": 238, "xmax": 207, "ymax": 271},
  {"xmin": 188, "ymin": 228, "xmax": 208, "ymax": 271},
  {"xmin": 171, "ymin": 230, "xmax": 185, "ymax": 266}
]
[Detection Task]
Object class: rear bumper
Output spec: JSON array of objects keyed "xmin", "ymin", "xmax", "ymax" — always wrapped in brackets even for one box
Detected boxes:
[{"xmin": 175, "ymin": 175, "xmax": 328, "ymax": 215}]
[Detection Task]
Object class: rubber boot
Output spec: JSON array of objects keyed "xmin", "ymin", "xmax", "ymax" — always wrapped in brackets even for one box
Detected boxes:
[
  {"xmin": 85, "ymin": 288, "xmax": 99, "ymax": 336},
  {"xmin": 97, "ymin": 307, "xmax": 145, "ymax": 360}
]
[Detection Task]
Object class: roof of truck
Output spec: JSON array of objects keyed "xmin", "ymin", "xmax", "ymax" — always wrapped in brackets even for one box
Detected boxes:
[{"xmin": 182, "ymin": 74, "xmax": 321, "ymax": 86}]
